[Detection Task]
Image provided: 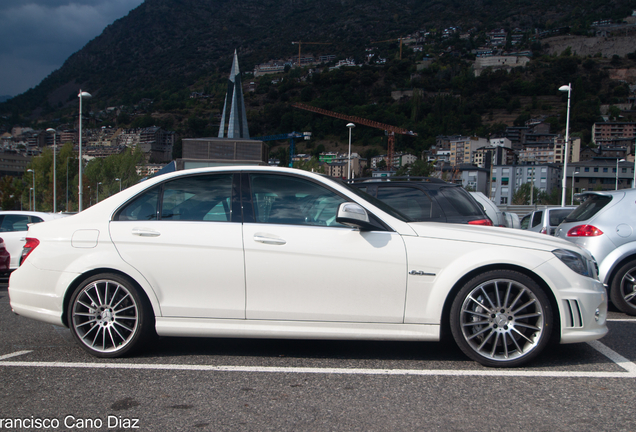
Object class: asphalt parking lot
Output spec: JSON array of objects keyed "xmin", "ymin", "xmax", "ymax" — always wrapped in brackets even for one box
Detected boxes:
[{"xmin": 1, "ymin": 280, "xmax": 635, "ymax": 431}]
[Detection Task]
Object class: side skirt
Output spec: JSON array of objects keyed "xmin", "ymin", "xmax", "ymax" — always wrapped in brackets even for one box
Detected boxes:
[{"xmin": 155, "ymin": 318, "xmax": 440, "ymax": 341}]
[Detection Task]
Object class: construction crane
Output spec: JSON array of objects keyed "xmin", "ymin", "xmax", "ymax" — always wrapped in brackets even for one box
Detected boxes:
[
  {"xmin": 253, "ymin": 131, "xmax": 311, "ymax": 167},
  {"xmin": 371, "ymin": 37, "xmax": 404, "ymax": 60},
  {"xmin": 292, "ymin": 102, "xmax": 416, "ymax": 170},
  {"xmin": 291, "ymin": 41, "xmax": 331, "ymax": 67}
]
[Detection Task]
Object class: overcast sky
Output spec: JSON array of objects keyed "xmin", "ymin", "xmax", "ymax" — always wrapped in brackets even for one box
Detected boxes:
[{"xmin": 0, "ymin": 0, "xmax": 144, "ymax": 98}]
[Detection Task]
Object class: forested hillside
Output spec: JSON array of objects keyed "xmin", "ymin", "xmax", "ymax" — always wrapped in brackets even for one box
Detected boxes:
[{"xmin": 2, "ymin": 0, "xmax": 636, "ymax": 159}]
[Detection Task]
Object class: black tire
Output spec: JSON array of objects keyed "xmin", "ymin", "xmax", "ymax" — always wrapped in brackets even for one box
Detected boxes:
[
  {"xmin": 450, "ymin": 270, "xmax": 553, "ymax": 367},
  {"xmin": 610, "ymin": 260, "xmax": 636, "ymax": 316},
  {"xmin": 68, "ymin": 273, "xmax": 155, "ymax": 358}
]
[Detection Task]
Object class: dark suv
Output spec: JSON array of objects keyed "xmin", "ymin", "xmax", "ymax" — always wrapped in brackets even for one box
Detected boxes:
[{"xmin": 349, "ymin": 177, "xmax": 492, "ymax": 225}]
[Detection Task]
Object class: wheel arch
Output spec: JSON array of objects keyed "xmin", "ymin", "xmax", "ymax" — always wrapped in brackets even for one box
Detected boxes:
[
  {"xmin": 439, "ymin": 263, "xmax": 561, "ymax": 342},
  {"xmin": 61, "ymin": 268, "xmax": 156, "ymax": 328},
  {"xmin": 606, "ymin": 253, "xmax": 636, "ymax": 289}
]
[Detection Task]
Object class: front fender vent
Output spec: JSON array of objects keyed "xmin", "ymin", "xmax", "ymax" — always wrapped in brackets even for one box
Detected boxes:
[{"xmin": 563, "ymin": 299, "xmax": 584, "ymax": 328}]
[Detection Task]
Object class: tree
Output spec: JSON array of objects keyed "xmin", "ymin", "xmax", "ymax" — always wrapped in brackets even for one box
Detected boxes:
[
  {"xmin": 512, "ymin": 183, "xmax": 542, "ymax": 205},
  {"xmin": 395, "ymin": 159, "xmax": 434, "ymax": 177},
  {"xmin": 294, "ymin": 157, "xmax": 325, "ymax": 174},
  {"xmin": 0, "ymin": 176, "xmax": 19, "ymax": 210}
]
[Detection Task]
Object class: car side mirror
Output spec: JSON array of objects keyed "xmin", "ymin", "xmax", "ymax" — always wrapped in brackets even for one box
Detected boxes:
[{"xmin": 336, "ymin": 203, "xmax": 374, "ymax": 230}]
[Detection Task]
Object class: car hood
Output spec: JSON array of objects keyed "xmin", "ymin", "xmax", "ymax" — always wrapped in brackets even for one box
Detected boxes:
[{"xmin": 406, "ymin": 222, "xmax": 582, "ymax": 253}]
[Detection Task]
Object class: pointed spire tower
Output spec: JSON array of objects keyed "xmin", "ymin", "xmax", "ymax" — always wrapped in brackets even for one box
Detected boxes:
[{"xmin": 218, "ymin": 50, "xmax": 250, "ymax": 139}]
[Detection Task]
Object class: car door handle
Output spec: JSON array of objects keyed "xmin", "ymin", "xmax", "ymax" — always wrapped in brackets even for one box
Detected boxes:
[
  {"xmin": 253, "ymin": 235, "xmax": 286, "ymax": 245},
  {"xmin": 132, "ymin": 228, "xmax": 161, "ymax": 237}
]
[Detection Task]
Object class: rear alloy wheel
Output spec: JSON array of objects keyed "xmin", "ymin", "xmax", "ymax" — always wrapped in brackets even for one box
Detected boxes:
[
  {"xmin": 450, "ymin": 270, "xmax": 553, "ymax": 367},
  {"xmin": 69, "ymin": 273, "xmax": 153, "ymax": 357},
  {"xmin": 610, "ymin": 260, "xmax": 636, "ymax": 316}
]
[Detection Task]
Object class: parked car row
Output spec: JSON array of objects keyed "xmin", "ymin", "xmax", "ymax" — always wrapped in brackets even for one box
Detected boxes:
[
  {"xmin": 8, "ymin": 166, "xmax": 608, "ymax": 367},
  {"xmin": 520, "ymin": 207, "xmax": 577, "ymax": 236}
]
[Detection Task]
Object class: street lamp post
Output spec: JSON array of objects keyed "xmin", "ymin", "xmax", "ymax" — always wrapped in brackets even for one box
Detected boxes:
[
  {"xmin": 529, "ymin": 165, "xmax": 534, "ymax": 206},
  {"xmin": 66, "ymin": 157, "xmax": 71, "ymax": 212},
  {"xmin": 571, "ymin": 167, "xmax": 580, "ymax": 205},
  {"xmin": 559, "ymin": 84, "xmax": 572, "ymax": 207},
  {"xmin": 346, "ymin": 123, "xmax": 355, "ymax": 180},
  {"xmin": 46, "ymin": 128, "xmax": 57, "ymax": 212},
  {"xmin": 96, "ymin": 182, "xmax": 102, "ymax": 203},
  {"xmin": 78, "ymin": 90, "xmax": 92, "ymax": 211},
  {"xmin": 616, "ymin": 158, "xmax": 626, "ymax": 190},
  {"xmin": 27, "ymin": 169, "xmax": 35, "ymax": 211},
  {"xmin": 115, "ymin": 178, "xmax": 122, "ymax": 192}
]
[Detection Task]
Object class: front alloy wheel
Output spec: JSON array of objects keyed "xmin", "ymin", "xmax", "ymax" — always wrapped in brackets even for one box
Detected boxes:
[
  {"xmin": 450, "ymin": 270, "xmax": 553, "ymax": 367},
  {"xmin": 69, "ymin": 274, "xmax": 152, "ymax": 357}
]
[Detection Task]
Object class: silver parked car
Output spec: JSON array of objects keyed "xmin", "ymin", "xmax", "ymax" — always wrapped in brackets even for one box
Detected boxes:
[
  {"xmin": 555, "ymin": 190, "xmax": 636, "ymax": 315},
  {"xmin": 521, "ymin": 206, "xmax": 577, "ymax": 235}
]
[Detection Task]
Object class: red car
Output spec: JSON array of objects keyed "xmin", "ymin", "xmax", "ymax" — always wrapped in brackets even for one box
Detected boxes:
[{"xmin": 0, "ymin": 237, "xmax": 10, "ymax": 273}]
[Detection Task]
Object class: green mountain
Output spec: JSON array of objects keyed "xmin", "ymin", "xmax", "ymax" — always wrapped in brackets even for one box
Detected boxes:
[{"xmin": 2, "ymin": 0, "xmax": 636, "ymax": 156}]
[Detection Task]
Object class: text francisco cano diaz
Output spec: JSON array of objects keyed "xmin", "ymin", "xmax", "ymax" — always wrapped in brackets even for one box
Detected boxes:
[{"xmin": 0, "ymin": 415, "xmax": 139, "ymax": 429}]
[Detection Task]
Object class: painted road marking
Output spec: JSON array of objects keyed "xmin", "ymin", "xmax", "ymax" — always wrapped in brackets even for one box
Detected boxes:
[
  {"xmin": 0, "ymin": 341, "xmax": 634, "ymax": 378},
  {"xmin": 0, "ymin": 350, "xmax": 31, "ymax": 360}
]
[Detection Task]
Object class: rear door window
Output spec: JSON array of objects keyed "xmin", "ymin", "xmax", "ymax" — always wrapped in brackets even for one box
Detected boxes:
[
  {"xmin": 114, "ymin": 174, "xmax": 233, "ymax": 222},
  {"xmin": 531, "ymin": 211, "xmax": 543, "ymax": 228},
  {"xmin": 564, "ymin": 195, "xmax": 612, "ymax": 222}
]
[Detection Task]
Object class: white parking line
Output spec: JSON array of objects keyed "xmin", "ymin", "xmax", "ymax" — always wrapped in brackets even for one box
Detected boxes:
[
  {"xmin": 0, "ymin": 350, "xmax": 31, "ymax": 360},
  {"xmin": 0, "ymin": 341, "xmax": 633, "ymax": 378},
  {"xmin": 607, "ymin": 318, "xmax": 636, "ymax": 322}
]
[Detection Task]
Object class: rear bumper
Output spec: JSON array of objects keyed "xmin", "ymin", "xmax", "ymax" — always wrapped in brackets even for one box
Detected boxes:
[{"xmin": 8, "ymin": 262, "xmax": 73, "ymax": 327}]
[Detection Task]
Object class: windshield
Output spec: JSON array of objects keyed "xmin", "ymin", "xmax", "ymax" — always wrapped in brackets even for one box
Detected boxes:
[
  {"xmin": 334, "ymin": 179, "xmax": 412, "ymax": 222},
  {"xmin": 563, "ymin": 195, "xmax": 612, "ymax": 223}
]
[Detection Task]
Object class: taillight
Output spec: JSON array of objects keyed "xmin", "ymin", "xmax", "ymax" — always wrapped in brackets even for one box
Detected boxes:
[
  {"xmin": 540, "ymin": 227, "xmax": 547, "ymax": 234},
  {"xmin": 567, "ymin": 225, "xmax": 604, "ymax": 237},
  {"xmin": 20, "ymin": 238, "xmax": 40, "ymax": 266},
  {"xmin": 468, "ymin": 219, "xmax": 493, "ymax": 226}
]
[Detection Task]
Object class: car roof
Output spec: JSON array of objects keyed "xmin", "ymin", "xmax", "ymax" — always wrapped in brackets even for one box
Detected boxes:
[{"xmin": 348, "ymin": 177, "xmax": 457, "ymax": 189}]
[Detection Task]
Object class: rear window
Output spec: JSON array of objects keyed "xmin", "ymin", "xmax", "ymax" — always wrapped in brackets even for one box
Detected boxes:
[
  {"xmin": 548, "ymin": 209, "xmax": 574, "ymax": 226},
  {"xmin": 438, "ymin": 187, "xmax": 484, "ymax": 217},
  {"xmin": 563, "ymin": 195, "xmax": 612, "ymax": 223}
]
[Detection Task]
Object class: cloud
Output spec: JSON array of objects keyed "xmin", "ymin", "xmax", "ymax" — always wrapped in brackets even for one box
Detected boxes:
[{"xmin": 0, "ymin": 0, "xmax": 144, "ymax": 96}]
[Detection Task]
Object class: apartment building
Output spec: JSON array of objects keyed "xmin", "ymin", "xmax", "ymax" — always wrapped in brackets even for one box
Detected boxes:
[
  {"xmin": 474, "ymin": 145, "xmax": 516, "ymax": 168},
  {"xmin": 568, "ymin": 160, "xmax": 635, "ymax": 192},
  {"xmin": 370, "ymin": 153, "xmax": 416, "ymax": 169},
  {"xmin": 117, "ymin": 126, "xmax": 175, "ymax": 162},
  {"xmin": 592, "ymin": 122, "xmax": 636, "ymax": 144},
  {"xmin": 449, "ymin": 136, "xmax": 488, "ymax": 166},
  {"xmin": 490, "ymin": 164, "xmax": 562, "ymax": 205},
  {"xmin": 517, "ymin": 137, "xmax": 580, "ymax": 165}
]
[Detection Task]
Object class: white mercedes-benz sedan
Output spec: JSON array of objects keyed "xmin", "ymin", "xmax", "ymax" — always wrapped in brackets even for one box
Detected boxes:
[{"xmin": 9, "ymin": 166, "xmax": 608, "ymax": 367}]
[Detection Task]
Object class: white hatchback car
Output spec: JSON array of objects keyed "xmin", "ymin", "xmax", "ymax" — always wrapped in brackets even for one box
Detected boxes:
[
  {"xmin": 9, "ymin": 166, "xmax": 607, "ymax": 367},
  {"xmin": 0, "ymin": 211, "xmax": 67, "ymax": 270}
]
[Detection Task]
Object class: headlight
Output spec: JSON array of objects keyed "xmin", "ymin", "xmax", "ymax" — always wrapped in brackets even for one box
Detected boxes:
[{"xmin": 553, "ymin": 249, "xmax": 597, "ymax": 279}]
